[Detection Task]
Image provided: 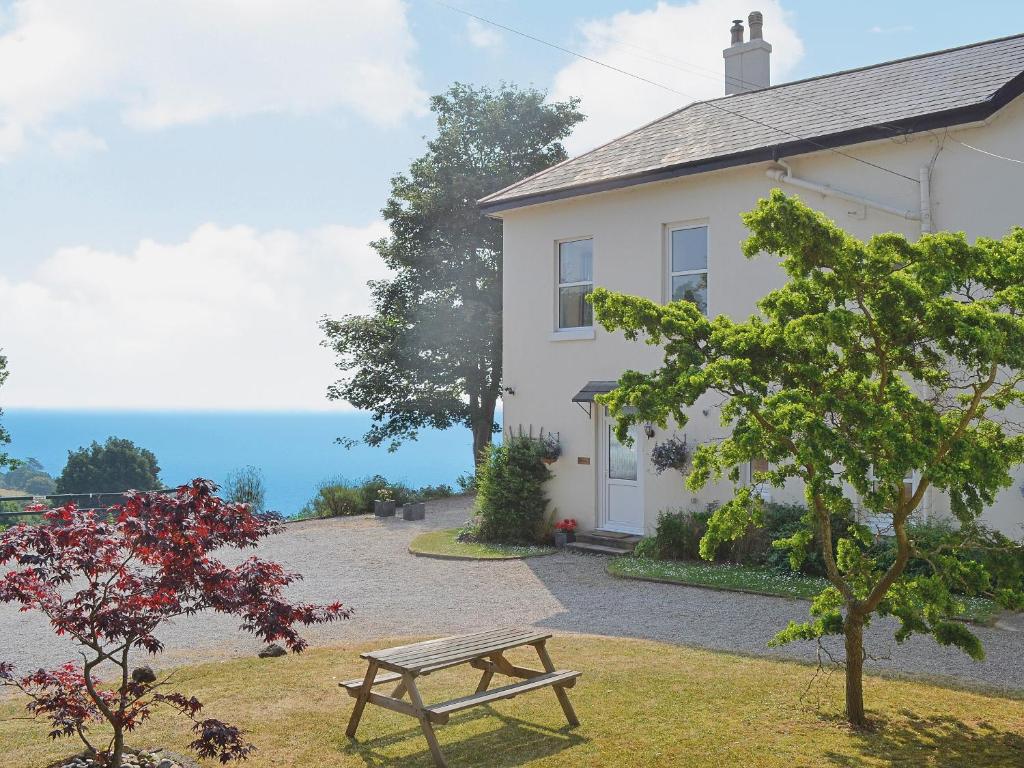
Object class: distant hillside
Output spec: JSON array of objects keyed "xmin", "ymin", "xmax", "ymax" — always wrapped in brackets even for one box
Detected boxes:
[{"xmin": 0, "ymin": 458, "xmax": 57, "ymax": 495}]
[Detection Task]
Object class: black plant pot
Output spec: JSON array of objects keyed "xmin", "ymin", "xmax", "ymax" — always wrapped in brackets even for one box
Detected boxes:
[{"xmin": 554, "ymin": 531, "xmax": 568, "ymax": 549}]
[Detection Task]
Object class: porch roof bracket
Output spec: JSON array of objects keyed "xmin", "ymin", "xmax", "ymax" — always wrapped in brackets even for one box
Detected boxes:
[{"xmin": 571, "ymin": 380, "xmax": 619, "ymax": 419}]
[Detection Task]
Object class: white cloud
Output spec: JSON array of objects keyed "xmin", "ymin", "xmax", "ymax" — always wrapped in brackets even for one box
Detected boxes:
[
  {"xmin": 466, "ymin": 17, "xmax": 502, "ymax": 49},
  {"xmin": 0, "ymin": 0, "xmax": 426, "ymax": 159},
  {"xmin": 870, "ymin": 25, "xmax": 914, "ymax": 35},
  {"xmin": 49, "ymin": 128, "xmax": 108, "ymax": 158},
  {"xmin": 551, "ymin": 0, "xmax": 804, "ymax": 153},
  {"xmin": 0, "ymin": 222, "xmax": 390, "ymax": 410}
]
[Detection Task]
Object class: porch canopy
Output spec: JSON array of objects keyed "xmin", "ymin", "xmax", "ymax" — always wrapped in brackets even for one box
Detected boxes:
[
  {"xmin": 571, "ymin": 380, "xmax": 618, "ymax": 403},
  {"xmin": 572, "ymin": 380, "xmax": 621, "ymax": 417}
]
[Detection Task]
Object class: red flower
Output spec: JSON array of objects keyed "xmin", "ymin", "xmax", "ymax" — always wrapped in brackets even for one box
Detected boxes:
[{"xmin": 555, "ymin": 518, "xmax": 577, "ymax": 532}]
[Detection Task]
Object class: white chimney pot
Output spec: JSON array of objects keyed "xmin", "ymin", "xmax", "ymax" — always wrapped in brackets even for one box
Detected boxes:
[{"xmin": 723, "ymin": 10, "xmax": 772, "ymax": 95}]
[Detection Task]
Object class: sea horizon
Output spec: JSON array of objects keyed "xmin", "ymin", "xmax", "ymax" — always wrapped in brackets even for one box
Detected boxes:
[{"xmin": 2, "ymin": 408, "xmax": 477, "ymax": 516}]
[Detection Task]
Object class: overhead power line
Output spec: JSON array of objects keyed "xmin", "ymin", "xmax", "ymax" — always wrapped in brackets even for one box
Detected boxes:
[
  {"xmin": 949, "ymin": 137, "xmax": 1024, "ymax": 165},
  {"xmin": 431, "ymin": 0, "xmax": 919, "ymax": 183}
]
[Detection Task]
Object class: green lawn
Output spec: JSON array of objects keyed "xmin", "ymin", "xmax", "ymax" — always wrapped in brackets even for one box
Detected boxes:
[
  {"xmin": 3, "ymin": 635, "xmax": 1021, "ymax": 767},
  {"xmin": 409, "ymin": 528, "xmax": 556, "ymax": 560},
  {"xmin": 608, "ymin": 556, "xmax": 1001, "ymax": 624}
]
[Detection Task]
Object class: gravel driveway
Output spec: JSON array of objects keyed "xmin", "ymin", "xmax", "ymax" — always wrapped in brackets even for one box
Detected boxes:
[{"xmin": 2, "ymin": 495, "xmax": 1022, "ymax": 693}]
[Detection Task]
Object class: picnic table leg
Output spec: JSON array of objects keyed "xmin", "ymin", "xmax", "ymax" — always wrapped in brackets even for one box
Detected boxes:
[
  {"xmin": 345, "ymin": 661, "xmax": 379, "ymax": 738},
  {"xmin": 533, "ymin": 640, "xmax": 580, "ymax": 728},
  {"xmin": 475, "ymin": 655, "xmax": 496, "ymax": 693},
  {"xmin": 404, "ymin": 672, "xmax": 449, "ymax": 768},
  {"xmin": 391, "ymin": 678, "xmax": 408, "ymax": 700}
]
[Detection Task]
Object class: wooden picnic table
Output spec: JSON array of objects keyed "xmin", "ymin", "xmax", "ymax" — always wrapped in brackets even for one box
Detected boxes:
[{"xmin": 341, "ymin": 628, "xmax": 581, "ymax": 767}]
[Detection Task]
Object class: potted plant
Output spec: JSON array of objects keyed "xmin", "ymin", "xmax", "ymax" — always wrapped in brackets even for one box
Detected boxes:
[
  {"xmin": 374, "ymin": 487, "xmax": 397, "ymax": 517},
  {"xmin": 650, "ymin": 435, "xmax": 691, "ymax": 475},
  {"xmin": 553, "ymin": 518, "xmax": 577, "ymax": 548},
  {"xmin": 539, "ymin": 430, "xmax": 561, "ymax": 465}
]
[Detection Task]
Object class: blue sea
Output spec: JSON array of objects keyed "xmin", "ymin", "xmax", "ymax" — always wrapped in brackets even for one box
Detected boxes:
[{"xmin": 2, "ymin": 410, "xmax": 475, "ymax": 516}]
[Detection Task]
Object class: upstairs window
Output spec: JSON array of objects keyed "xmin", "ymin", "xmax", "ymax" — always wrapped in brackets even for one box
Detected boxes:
[
  {"xmin": 557, "ymin": 238, "xmax": 593, "ymax": 329},
  {"xmin": 669, "ymin": 225, "xmax": 708, "ymax": 315}
]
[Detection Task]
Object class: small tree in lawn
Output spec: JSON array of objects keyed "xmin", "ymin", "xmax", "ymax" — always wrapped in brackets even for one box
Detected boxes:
[
  {"xmin": 590, "ymin": 190, "xmax": 1024, "ymax": 727},
  {"xmin": 0, "ymin": 479, "xmax": 351, "ymax": 767}
]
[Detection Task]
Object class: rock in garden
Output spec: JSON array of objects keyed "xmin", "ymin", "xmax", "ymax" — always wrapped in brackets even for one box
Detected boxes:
[
  {"xmin": 258, "ymin": 642, "xmax": 287, "ymax": 658},
  {"xmin": 131, "ymin": 665, "xmax": 157, "ymax": 684}
]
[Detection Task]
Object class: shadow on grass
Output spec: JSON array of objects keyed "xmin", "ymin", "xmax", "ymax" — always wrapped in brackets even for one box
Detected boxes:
[
  {"xmin": 825, "ymin": 710, "xmax": 1024, "ymax": 768},
  {"xmin": 340, "ymin": 707, "xmax": 586, "ymax": 767}
]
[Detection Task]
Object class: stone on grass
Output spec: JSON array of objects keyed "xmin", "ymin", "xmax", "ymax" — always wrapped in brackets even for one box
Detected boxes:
[
  {"xmin": 258, "ymin": 642, "xmax": 287, "ymax": 658},
  {"xmin": 131, "ymin": 665, "xmax": 157, "ymax": 684}
]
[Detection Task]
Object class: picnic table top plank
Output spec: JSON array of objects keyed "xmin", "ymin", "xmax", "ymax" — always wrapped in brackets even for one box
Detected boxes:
[{"xmin": 363, "ymin": 628, "xmax": 552, "ymax": 673}]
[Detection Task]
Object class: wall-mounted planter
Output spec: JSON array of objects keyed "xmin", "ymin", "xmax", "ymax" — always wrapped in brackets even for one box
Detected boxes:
[
  {"xmin": 374, "ymin": 500, "xmax": 397, "ymax": 517},
  {"xmin": 402, "ymin": 502, "xmax": 426, "ymax": 521}
]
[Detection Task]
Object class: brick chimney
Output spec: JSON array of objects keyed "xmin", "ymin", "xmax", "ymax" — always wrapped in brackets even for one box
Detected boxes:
[{"xmin": 723, "ymin": 11, "xmax": 772, "ymax": 95}]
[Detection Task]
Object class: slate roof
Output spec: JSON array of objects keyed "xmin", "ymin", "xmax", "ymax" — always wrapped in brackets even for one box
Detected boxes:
[{"xmin": 479, "ymin": 33, "xmax": 1024, "ymax": 213}]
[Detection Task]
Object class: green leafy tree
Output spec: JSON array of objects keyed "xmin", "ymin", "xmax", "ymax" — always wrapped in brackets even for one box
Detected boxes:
[
  {"xmin": 56, "ymin": 437, "xmax": 162, "ymax": 494},
  {"xmin": 590, "ymin": 190, "xmax": 1024, "ymax": 726},
  {"xmin": 321, "ymin": 83, "xmax": 584, "ymax": 464}
]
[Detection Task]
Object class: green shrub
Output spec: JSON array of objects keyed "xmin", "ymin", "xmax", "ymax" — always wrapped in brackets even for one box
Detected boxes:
[
  {"xmin": 871, "ymin": 519, "xmax": 1024, "ymax": 601},
  {"xmin": 223, "ymin": 465, "xmax": 267, "ymax": 515},
  {"xmin": 639, "ymin": 502, "xmax": 855, "ymax": 577},
  {"xmin": 301, "ymin": 481, "xmax": 363, "ymax": 518},
  {"xmin": 456, "ymin": 473, "xmax": 478, "ymax": 494},
  {"xmin": 645, "ymin": 509, "xmax": 710, "ymax": 560},
  {"xmin": 475, "ymin": 436, "xmax": 552, "ymax": 544},
  {"xmin": 632, "ymin": 536, "xmax": 658, "ymax": 559},
  {"xmin": 297, "ymin": 475, "xmax": 461, "ymax": 519},
  {"xmin": 413, "ymin": 483, "xmax": 455, "ymax": 501}
]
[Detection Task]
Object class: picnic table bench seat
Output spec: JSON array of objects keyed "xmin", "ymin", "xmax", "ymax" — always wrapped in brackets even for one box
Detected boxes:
[{"xmin": 343, "ymin": 628, "xmax": 581, "ymax": 767}]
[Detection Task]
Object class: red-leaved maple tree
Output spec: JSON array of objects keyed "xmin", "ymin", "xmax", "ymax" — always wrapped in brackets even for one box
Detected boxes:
[{"xmin": 0, "ymin": 479, "xmax": 351, "ymax": 767}]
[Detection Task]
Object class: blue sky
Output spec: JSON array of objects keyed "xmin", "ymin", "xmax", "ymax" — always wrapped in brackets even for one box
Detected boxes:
[{"xmin": 0, "ymin": 0, "xmax": 1020, "ymax": 410}]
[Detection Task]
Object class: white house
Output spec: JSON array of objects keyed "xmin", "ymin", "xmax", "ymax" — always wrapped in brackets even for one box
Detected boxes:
[{"xmin": 480, "ymin": 14, "xmax": 1024, "ymax": 541}]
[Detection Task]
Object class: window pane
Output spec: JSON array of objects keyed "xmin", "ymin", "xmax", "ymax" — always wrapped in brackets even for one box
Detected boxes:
[
  {"xmin": 671, "ymin": 227, "xmax": 708, "ymax": 272},
  {"xmin": 671, "ymin": 273, "xmax": 708, "ymax": 314},
  {"xmin": 608, "ymin": 426, "xmax": 637, "ymax": 481},
  {"xmin": 559, "ymin": 239, "xmax": 592, "ymax": 283},
  {"xmin": 559, "ymin": 285, "xmax": 593, "ymax": 328}
]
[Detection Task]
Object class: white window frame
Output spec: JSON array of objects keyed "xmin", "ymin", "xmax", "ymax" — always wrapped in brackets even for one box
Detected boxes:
[
  {"xmin": 554, "ymin": 237, "xmax": 594, "ymax": 336},
  {"xmin": 746, "ymin": 457, "xmax": 772, "ymax": 502},
  {"xmin": 863, "ymin": 467, "xmax": 922, "ymax": 532},
  {"xmin": 666, "ymin": 222, "xmax": 709, "ymax": 314}
]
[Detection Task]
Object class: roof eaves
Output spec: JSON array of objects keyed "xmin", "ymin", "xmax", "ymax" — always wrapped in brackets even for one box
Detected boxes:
[{"xmin": 479, "ymin": 74, "xmax": 1024, "ymax": 215}]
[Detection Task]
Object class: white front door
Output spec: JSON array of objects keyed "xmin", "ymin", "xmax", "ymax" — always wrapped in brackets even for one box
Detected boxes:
[{"xmin": 599, "ymin": 412, "xmax": 644, "ymax": 534}]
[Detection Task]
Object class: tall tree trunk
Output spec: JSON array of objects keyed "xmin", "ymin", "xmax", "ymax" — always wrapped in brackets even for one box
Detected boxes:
[
  {"xmin": 844, "ymin": 609, "xmax": 867, "ymax": 727},
  {"xmin": 471, "ymin": 393, "xmax": 498, "ymax": 467}
]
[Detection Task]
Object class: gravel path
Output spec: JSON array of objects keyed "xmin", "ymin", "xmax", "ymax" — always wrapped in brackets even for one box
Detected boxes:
[{"xmin": 3, "ymin": 495, "xmax": 1022, "ymax": 693}]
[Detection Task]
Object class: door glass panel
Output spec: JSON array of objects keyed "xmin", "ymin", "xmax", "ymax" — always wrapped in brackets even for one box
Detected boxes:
[{"xmin": 608, "ymin": 426, "xmax": 637, "ymax": 481}]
